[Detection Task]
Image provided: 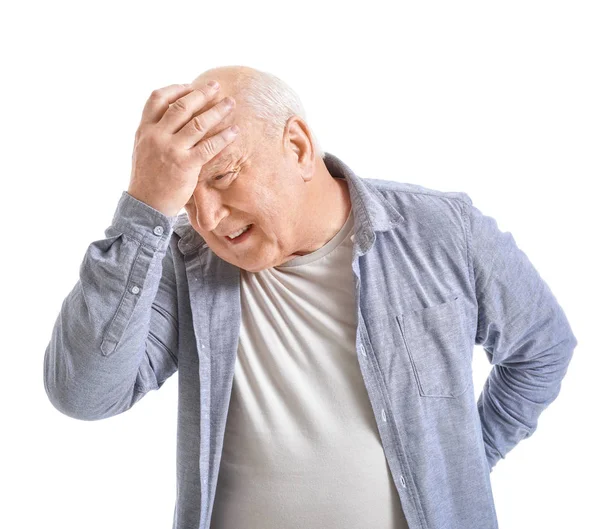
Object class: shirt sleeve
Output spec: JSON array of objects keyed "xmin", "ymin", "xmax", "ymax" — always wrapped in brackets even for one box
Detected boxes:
[
  {"xmin": 461, "ymin": 193, "xmax": 578, "ymax": 472},
  {"xmin": 43, "ymin": 191, "xmax": 181, "ymax": 421}
]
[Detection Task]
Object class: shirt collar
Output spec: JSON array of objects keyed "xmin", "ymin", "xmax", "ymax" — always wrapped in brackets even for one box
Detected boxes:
[{"xmin": 173, "ymin": 151, "xmax": 405, "ymax": 256}]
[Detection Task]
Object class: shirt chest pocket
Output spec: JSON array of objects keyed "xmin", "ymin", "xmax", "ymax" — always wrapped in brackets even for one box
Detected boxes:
[{"xmin": 395, "ymin": 295, "xmax": 471, "ymax": 398}]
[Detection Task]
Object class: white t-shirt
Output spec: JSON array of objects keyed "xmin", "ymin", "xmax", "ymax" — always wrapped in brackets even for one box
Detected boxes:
[{"xmin": 209, "ymin": 206, "xmax": 409, "ymax": 529}]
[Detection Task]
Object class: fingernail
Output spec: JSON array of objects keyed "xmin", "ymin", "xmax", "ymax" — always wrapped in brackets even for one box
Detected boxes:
[{"xmin": 208, "ymin": 80, "xmax": 220, "ymax": 89}]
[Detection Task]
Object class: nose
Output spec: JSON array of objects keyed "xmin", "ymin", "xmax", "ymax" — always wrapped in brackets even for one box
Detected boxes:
[{"xmin": 188, "ymin": 188, "xmax": 228, "ymax": 233}]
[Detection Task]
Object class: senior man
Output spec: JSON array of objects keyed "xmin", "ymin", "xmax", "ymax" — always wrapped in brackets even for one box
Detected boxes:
[{"xmin": 44, "ymin": 65, "xmax": 577, "ymax": 529}]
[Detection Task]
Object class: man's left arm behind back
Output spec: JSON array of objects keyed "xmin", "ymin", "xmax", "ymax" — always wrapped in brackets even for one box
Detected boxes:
[{"xmin": 462, "ymin": 194, "xmax": 578, "ymax": 472}]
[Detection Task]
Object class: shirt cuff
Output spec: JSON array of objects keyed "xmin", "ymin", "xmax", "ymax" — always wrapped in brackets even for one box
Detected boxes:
[{"xmin": 110, "ymin": 191, "xmax": 181, "ymax": 252}]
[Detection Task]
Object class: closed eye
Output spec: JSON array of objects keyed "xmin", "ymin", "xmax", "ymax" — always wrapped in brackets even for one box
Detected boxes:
[{"xmin": 214, "ymin": 171, "xmax": 235, "ymax": 181}]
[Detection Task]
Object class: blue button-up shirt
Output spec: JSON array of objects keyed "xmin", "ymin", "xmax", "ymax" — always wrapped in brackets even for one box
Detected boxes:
[{"xmin": 44, "ymin": 152, "xmax": 577, "ymax": 529}]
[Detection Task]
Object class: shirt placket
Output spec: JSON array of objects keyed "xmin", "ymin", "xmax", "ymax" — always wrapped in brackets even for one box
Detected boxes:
[{"xmin": 352, "ymin": 258, "xmax": 427, "ymax": 529}]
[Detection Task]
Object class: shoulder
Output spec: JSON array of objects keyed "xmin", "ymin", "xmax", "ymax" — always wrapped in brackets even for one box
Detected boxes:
[{"xmin": 363, "ymin": 176, "xmax": 473, "ymax": 222}]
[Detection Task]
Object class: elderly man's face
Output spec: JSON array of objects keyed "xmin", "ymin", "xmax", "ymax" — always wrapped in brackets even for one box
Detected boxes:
[{"xmin": 183, "ymin": 81, "xmax": 309, "ymax": 273}]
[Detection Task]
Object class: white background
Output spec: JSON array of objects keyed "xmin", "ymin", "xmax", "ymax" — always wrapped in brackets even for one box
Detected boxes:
[{"xmin": 1, "ymin": 1, "xmax": 598, "ymax": 528}]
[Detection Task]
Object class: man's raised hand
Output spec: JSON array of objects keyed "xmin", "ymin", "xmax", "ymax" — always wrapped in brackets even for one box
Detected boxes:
[{"xmin": 128, "ymin": 80, "xmax": 238, "ymax": 217}]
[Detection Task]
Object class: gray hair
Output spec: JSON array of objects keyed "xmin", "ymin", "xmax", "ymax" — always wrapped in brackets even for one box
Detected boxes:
[{"xmin": 238, "ymin": 70, "xmax": 324, "ymax": 158}]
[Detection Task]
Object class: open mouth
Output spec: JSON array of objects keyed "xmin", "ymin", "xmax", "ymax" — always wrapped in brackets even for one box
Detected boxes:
[{"xmin": 224, "ymin": 224, "xmax": 254, "ymax": 244}]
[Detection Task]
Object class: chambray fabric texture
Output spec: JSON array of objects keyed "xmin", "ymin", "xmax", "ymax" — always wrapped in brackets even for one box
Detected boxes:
[{"xmin": 44, "ymin": 152, "xmax": 578, "ymax": 529}]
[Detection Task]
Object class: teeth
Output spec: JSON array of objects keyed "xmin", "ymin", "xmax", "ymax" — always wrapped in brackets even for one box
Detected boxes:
[{"xmin": 227, "ymin": 225, "xmax": 251, "ymax": 239}]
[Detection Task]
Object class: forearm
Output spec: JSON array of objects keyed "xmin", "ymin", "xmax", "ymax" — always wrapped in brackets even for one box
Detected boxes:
[{"xmin": 43, "ymin": 191, "xmax": 179, "ymax": 420}]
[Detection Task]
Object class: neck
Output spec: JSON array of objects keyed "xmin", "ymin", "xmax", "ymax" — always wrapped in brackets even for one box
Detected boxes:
[{"xmin": 294, "ymin": 170, "xmax": 352, "ymax": 256}]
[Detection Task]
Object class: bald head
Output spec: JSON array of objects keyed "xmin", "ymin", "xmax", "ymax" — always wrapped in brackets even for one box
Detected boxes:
[
  {"xmin": 191, "ymin": 65, "xmax": 262, "ymax": 92},
  {"xmin": 188, "ymin": 65, "xmax": 323, "ymax": 157}
]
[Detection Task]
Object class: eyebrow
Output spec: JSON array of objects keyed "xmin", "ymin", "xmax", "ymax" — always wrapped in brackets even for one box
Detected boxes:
[{"xmin": 203, "ymin": 152, "xmax": 236, "ymax": 175}]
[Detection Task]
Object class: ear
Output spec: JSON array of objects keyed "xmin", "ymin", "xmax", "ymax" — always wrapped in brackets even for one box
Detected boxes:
[{"xmin": 284, "ymin": 115, "xmax": 315, "ymax": 182}]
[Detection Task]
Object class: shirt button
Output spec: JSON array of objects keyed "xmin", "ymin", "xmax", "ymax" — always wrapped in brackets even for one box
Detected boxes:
[
  {"xmin": 131, "ymin": 285, "xmax": 140, "ymax": 294},
  {"xmin": 400, "ymin": 475, "xmax": 406, "ymax": 488},
  {"xmin": 350, "ymin": 233, "xmax": 355, "ymax": 242},
  {"xmin": 381, "ymin": 409, "xmax": 387, "ymax": 422},
  {"xmin": 153, "ymin": 226, "xmax": 164, "ymax": 236},
  {"xmin": 359, "ymin": 344, "xmax": 367, "ymax": 357}
]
